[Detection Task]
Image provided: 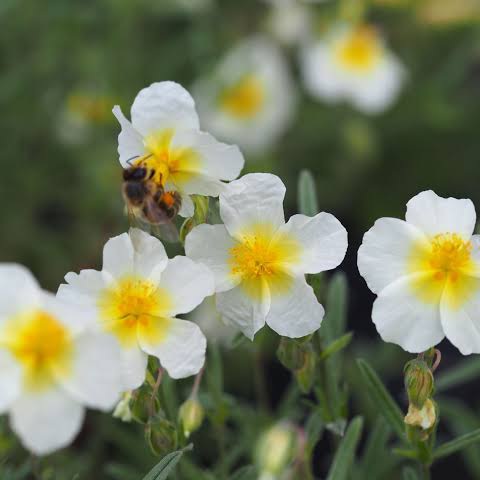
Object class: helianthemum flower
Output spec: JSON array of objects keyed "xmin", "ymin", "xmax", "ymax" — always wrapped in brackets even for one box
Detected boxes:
[
  {"xmin": 0, "ymin": 264, "xmax": 122, "ymax": 455},
  {"xmin": 301, "ymin": 23, "xmax": 405, "ymax": 114},
  {"xmin": 185, "ymin": 173, "xmax": 348, "ymax": 339},
  {"xmin": 58, "ymin": 228, "xmax": 214, "ymax": 388},
  {"xmin": 193, "ymin": 36, "xmax": 296, "ymax": 155},
  {"xmin": 358, "ymin": 190, "xmax": 480, "ymax": 354},
  {"xmin": 113, "ymin": 81, "xmax": 244, "ymax": 217}
]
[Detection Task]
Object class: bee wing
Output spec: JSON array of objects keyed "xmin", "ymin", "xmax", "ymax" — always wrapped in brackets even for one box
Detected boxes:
[
  {"xmin": 152, "ymin": 223, "xmax": 180, "ymax": 244},
  {"xmin": 143, "ymin": 197, "xmax": 171, "ymax": 225}
]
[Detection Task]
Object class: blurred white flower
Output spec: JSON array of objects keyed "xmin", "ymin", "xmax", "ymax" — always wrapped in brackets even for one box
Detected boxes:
[
  {"xmin": 358, "ymin": 190, "xmax": 480, "ymax": 354},
  {"xmin": 301, "ymin": 23, "xmax": 406, "ymax": 114},
  {"xmin": 0, "ymin": 264, "xmax": 122, "ymax": 455},
  {"xmin": 58, "ymin": 228, "xmax": 214, "ymax": 387},
  {"xmin": 113, "ymin": 82, "xmax": 244, "ymax": 217},
  {"xmin": 185, "ymin": 173, "xmax": 348, "ymax": 339},
  {"xmin": 193, "ymin": 37, "xmax": 296, "ymax": 155}
]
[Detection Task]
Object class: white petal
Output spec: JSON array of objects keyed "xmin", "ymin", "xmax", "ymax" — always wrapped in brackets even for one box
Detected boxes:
[
  {"xmin": 102, "ymin": 232, "xmax": 135, "ymax": 279},
  {"xmin": 372, "ymin": 275, "xmax": 444, "ymax": 353},
  {"xmin": 220, "ymin": 173, "xmax": 286, "ymax": 239},
  {"xmin": 440, "ymin": 287, "xmax": 480, "ymax": 355},
  {"xmin": 112, "ymin": 105, "xmax": 144, "ymax": 168},
  {"xmin": 171, "ymin": 129, "xmax": 244, "ymax": 181},
  {"xmin": 266, "ymin": 277, "xmax": 324, "ymax": 338},
  {"xmin": 179, "ymin": 194, "xmax": 195, "ymax": 218},
  {"xmin": 121, "ymin": 346, "xmax": 148, "ymax": 390},
  {"xmin": 58, "ymin": 333, "xmax": 122, "ymax": 410},
  {"xmin": 358, "ymin": 218, "xmax": 426, "ymax": 294},
  {"xmin": 158, "ymin": 256, "xmax": 214, "ymax": 316},
  {"xmin": 278, "ymin": 212, "xmax": 348, "ymax": 275},
  {"xmin": 406, "ymin": 190, "xmax": 476, "ymax": 238},
  {"xmin": 10, "ymin": 389, "xmax": 85, "ymax": 456},
  {"xmin": 216, "ymin": 283, "xmax": 269, "ymax": 340},
  {"xmin": 138, "ymin": 318, "xmax": 206, "ymax": 379},
  {"xmin": 0, "ymin": 349, "xmax": 21, "ymax": 414},
  {"xmin": 129, "ymin": 228, "xmax": 168, "ymax": 282},
  {"xmin": 185, "ymin": 224, "xmax": 240, "ymax": 293},
  {"xmin": 0, "ymin": 264, "xmax": 40, "ymax": 323},
  {"xmin": 131, "ymin": 81, "xmax": 199, "ymax": 136},
  {"xmin": 177, "ymin": 175, "xmax": 226, "ymax": 197}
]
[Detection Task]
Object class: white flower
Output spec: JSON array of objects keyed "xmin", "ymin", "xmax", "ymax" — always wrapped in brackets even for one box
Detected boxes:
[
  {"xmin": 0, "ymin": 264, "xmax": 122, "ymax": 455},
  {"xmin": 113, "ymin": 81, "xmax": 244, "ymax": 217},
  {"xmin": 193, "ymin": 36, "xmax": 296, "ymax": 155},
  {"xmin": 185, "ymin": 173, "xmax": 348, "ymax": 339},
  {"xmin": 58, "ymin": 228, "xmax": 214, "ymax": 388},
  {"xmin": 358, "ymin": 190, "xmax": 480, "ymax": 355},
  {"xmin": 301, "ymin": 23, "xmax": 406, "ymax": 114}
]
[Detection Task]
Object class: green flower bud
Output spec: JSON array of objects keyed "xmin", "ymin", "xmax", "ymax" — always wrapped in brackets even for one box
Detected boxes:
[
  {"xmin": 192, "ymin": 195, "xmax": 209, "ymax": 224},
  {"xmin": 295, "ymin": 348, "xmax": 316, "ymax": 394},
  {"xmin": 145, "ymin": 417, "xmax": 178, "ymax": 457},
  {"xmin": 277, "ymin": 337, "xmax": 307, "ymax": 371},
  {"xmin": 255, "ymin": 422, "xmax": 297, "ymax": 476},
  {"xmin": 179, "ymin": 217, "xmax": 195, "ymax": 244},
  {"xmin": 113, "ymin": 391, "xmax": 133, "ymax": 422},
  {"xmin": 179, "ymin": 397, "xmax": 205, "ymax": 438},
  {"xmin": 404, "ymin": 359, "xmax": 434, "ymax": 408},
  {"xmin": 130, "ymin": 384, "xmax": 160, "ymax": 424}
]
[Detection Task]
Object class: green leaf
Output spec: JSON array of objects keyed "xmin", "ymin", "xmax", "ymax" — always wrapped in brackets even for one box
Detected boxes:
[
  {"xmin": 142, "ymin": 444, "xmax": 193, "ymax": 480},
  {"xmin": 433, "ymin": 428, "xmax": 480, "ymax": 460},
  {"xmin": 435, "ymin": 357, "xmax": 480, "ymax": 392},
  {"xmin": 320, "ymin": 332, "xmax": 353, "ymax": 360},
  {"xmin": 326, "ymin": 416, "xmax": 364, "ymax": 480},
  {"xmin": 228, "ymin": 465, "xmax": 257, "ymax": 480},
  {"xmin": 322, "ymin": 273, "xmax": 348, "ymax": 343},
  {"xmin": 356, "ymin": 359, "xmax": 405, "ymax": 441},
  {"xmin": 402, "ymin": 466, "xmax": 420, "ymax": 480},
  {"xmin": 297, "ymin": 169, "xmax": 318, "ymax": 216},
  {"xmin": 305, "ymin": 410, "xmax": 324, "ymax": 457},
  {"xmin": 360, "ymin": 417, "xmax": 391, "ymax": 480}
]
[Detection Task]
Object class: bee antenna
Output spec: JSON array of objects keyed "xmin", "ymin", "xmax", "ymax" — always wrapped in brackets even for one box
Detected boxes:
[{"xmin": 126, "ymin": 155, "xmax": 139, "ymax": 166}]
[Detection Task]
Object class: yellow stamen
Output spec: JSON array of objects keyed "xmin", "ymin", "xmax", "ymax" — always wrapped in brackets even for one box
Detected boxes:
[{"xmin": 336, "ymin": 26, "xmax": 382, "ymax": 72}]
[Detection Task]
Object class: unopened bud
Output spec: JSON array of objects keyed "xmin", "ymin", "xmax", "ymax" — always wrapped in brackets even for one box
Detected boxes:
[
  {"xmin": 405, "ymin": 398, "xmax": 437, "ymax": 433},
  {"xmin": 295, "ymin": 348, "xmax": 316, "ymax": 394},
  {"xmin": 145, "ymin": 417, "xmax": 178, "ymax": 457},
  {"xmin": 113, "ymin": 391, "xmax": 133, "ymax": 422},
  {"xmin": 179, "ymin": 397, "xmax": 205, "ymax": 438},
  {"xmin": 131, "ymin": 384, "xmax": 160, "ymax": 424},
  {"xmin": 179, "ymin": 218, "xmax": 195, "ymax": 244},
  {"xmin": 256, "ymin": 422, "xmax": 297, "ymax": 476},
  {"xmin": 192, "ymin": 195, "xmax": 209, "ymax": 224},
  {"xmin": 277, "ymin": 337, "xmax": 307, "ymax": 371},
  {"xmin": 404, "ymin": 359, "xmax": 434, "ymax": 408}
]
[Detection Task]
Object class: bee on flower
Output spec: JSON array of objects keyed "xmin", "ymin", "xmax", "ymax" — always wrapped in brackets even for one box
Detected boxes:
[
  {"xmin": 185, "ymin": 173, "xmax": 348, "ymax": 339},
  {"xmin": 193, "ymin": 36, "xmax": 297, "ymax": 155},
  {"xmin": 301, "ymin": 23, "xmax": 406, "ymax": 114},
  {"xmin": 0, "ymin": 264, "xmax": 123, "ymax": 455},
  {"xmin": 113, "ymin": 81, "xmax": 244, "ymax": 220},
  {"xmin": 58, "ymin": 228, "xmax": 214, "ymax": 389},
  {"xmin": 358, "ymin": 190, "xmax": 480, "ymax": 354}
]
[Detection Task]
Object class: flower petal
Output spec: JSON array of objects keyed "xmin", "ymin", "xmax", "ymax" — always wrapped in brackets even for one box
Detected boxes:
[
  {"xmin": 372, "ymin": 275, "xmax": 444, "ymax": 353},
  {"xmin": 216, "ymin": 282, "xmax": 269, "ymax": 339},
  {"xmin": 266, "ymin": 277, "xmax": 324, "ymax": 338},
  {"xmin": 0, "ymin": 349, "xmax": 21, "ymax": 414},
  {"xmin": 131, "ymin": 81, "xmax": 199, "ymax": 136},
  {"xmin": 278, "ymin": 212, "xmax": 348, "ymax": 275},
  {"xmin": 102, "ymin": 232, "xmax": 135, "ymax": 279},
  {"xmin": 406, "ymin": 190, "xmax": 476, "ymax": 238},
  {"xmin": 129, "ymin": 228, "xmax": 168, "ymax": 282},
  {"xmin": 10, "ymin": 388, "xmax": 85, "ymax": 456},
  {"xmin": 220, "ymin": 173, "xmax": 286, "ymax": 239},
  {"xmin": 179, "ymin": 194, "xmax": 195, "ymax": 218},
  {"xmin": 157, "ymin": 256, "xmax": 215, "ymax": 316},
  {"xmin": 121, "ymin": 346, "xmax": 148, "ymax": 390},
  {"xmin": 138, "ymin": 318, "xmax": 206, "ymax": 379},
  {"xmin": 57, "ymin": 333, "xmax": 122, "ymax": 410},
  {"xmin": 176, "ymin": 174, "xmax": 226, "ymax": 197},
  {"xmin": 112, "ymin": 105, "xmax": 144, "ymax": 168},
  {"xmin": 185, "ymin": 224, "xmax": 241, "ymax": 293},
  {"xmin": 358, "ymin": 218, "xmax": 426, "ymax": 294}
]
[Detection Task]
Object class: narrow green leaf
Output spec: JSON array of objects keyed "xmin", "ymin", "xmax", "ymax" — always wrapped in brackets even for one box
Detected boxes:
[
  {"xmin": 305, "ymin": 410, "xmax": 324, "ymax": 457},
  {"xmin": 320, "ymin": 332, "xmax": 353, "ymax": 360},
  {"xmin": 435, "ymin": 357, "xmax": 480, "ymax": 392},
  {"xmin": 356, "ymin": 359, "xmax": 405, "ymax": 440},
  {"xmin": 228, "ymin": 465, "xmax": 257, "ymax": 480},
  {"xmin": 402, "ymin": 466, "xmax": 420, "ymax": 480},
  {"xmin": 142, "ymin": 444, "xmax": 193, "ymax": 480},
  {"xmin": 433, "ymin": 428, "xmax": 480, "ymax": 460},
  {"xmin": 322, "ymin": 273, "xmax": 348, "ymax": 343},
  {"xmin": 326, "ymin": 416, "xmax": 364, "ymax": 480},
  {"xmin": 297, "ymin": 169, "xmax": 318, "ymax": 216},
  {"xmin": 360, "ymin": 417, "xmax": 391, "ymax": 479}
]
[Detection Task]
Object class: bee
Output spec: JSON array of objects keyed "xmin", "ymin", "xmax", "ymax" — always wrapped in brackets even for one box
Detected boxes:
[{"xmin": 122, "ymin": 159, "xmax": 182, "ymax": 233}]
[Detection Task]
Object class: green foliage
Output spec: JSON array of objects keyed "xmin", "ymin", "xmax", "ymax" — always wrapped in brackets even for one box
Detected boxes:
[
  {"xmin": 297, "ymin": 169, "xmax": 319, "ymax": 216},
  {"xmin": 142, "ymin": 444, "xmax": 193, "ymax": 480}
]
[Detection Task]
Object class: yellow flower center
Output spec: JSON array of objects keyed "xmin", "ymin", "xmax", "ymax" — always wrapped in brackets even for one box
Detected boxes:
[
  {"xmin": 1, "ymin": 311, "xmax": 72, "ymax": 391},
  {"xmin": 220, "ymin": 75, "xmax": 265, "ymax": 119},
  {"xmin": 134, "ymin": 129, "xmax": 200, "ymax": 188},
  {"xmin": 98, "ymin": 276, "xmax": 172, "ymax": 347},
  {"xmin": 229, "ymin": 225, "xmax": 300, "ymax": 299},
  {"xmin": 409, "ymin": 233, "xmax": 478, "ymax": 309},
  {"xmin": 336, "ymin": 27, "xmax": 381, "ymax": 72},
  {"xmin": 67, "ymin": 93, "xmax": 111, "ymax": 123}
]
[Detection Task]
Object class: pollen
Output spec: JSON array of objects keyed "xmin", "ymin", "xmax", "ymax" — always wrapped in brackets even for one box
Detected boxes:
[
  {"xmin": 2, "ymin": 311, "xmax": 72, "ymax": 391},
  {"xmin": 98, "ymin": 276, "xmax": 172, "ymax": 347},
  {"xmin": 231, "ymin": 236, "xmax": 279, "ymax": 280},
  {"xmin": 220, "ymin": 75, "xmax": 265, "ymax": 119},
  {"xmin": 336, "ymin": 27, "xmax": 381, "ymax": 72}
]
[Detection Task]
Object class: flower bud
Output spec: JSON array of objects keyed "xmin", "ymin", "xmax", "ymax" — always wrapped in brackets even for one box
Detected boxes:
[
  {"xmin": 295, "ymin": 348, "xmax": 316, "ymax": 394},
  {"xmin": 130, "ymin": 384, "xmax": 160, "ymax": 424},
  {"xmin": 192, "ymin": 195, "xmax": 209, "ymax": 224},
  {"xmin": 145, "ymin": 417, "xmax": 178, "ymax": 457},
  {"xmin": 405, "ymin": 398, "xmax": 437, "ymax": 433},
  {"xmin": 113, "ymin": 391, "xmax": 133, "ymax": 422},
  {"xmin": 179, "ymin": 397, "xmax": 205, "ymax": 438},
  {"xmin": 179, "ymin": 218, "xmax": 195, "ymax": 244},
  {"xmin": 277, "ymin": 337, "xmax": 307, "ymax": 371},
  {"xmin": 255, "ymin": 422, "xmax": 297, "ymax": 477},
  {"xmin": 404, "ymin": 359, "xmax": 434, "ymax": 408}
]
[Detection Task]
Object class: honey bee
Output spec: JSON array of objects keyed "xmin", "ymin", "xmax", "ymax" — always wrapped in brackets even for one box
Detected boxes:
[{"xmin": 122, "ymin": 159, "xmax": 182, "ymax": 231}]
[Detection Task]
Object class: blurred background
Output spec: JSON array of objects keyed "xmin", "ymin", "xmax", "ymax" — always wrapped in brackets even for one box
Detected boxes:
[{"xmin": 1, "ymin": 0, "xmax": 480, "ymax": 478}]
